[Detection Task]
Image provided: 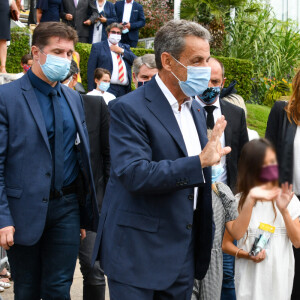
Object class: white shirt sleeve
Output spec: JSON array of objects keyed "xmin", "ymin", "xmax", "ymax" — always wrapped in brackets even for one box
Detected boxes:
[{"xmin": 287, "ymin": 194, "xmax": 300, "ymax": 220}]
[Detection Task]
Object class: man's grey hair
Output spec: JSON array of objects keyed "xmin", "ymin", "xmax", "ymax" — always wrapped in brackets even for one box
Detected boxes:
[
  {"xmin": 106, "ymin": 22, "xmax": 123, "ymax": 33},
  {"xmin": 132, "ymin": 54, "xmax": 157, "ymax": 75},
  {"xmin": 154, "ymin": 20, "xmax": 211, "ymax": 70}
]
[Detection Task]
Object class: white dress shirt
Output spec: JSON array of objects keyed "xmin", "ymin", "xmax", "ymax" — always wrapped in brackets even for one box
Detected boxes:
[
  {"xmin": 293, "ymin": 126, "xmax": 300, "ymax": 195},
  {"xmin": 108, "ymin": 40, "xmax": 129, "ymax": 86},
  {"xmin": 87, "ymin": 89, "xmax": 116, "ymax": 104},
  {"xmin": 92, "ymin": 0, "xmax": 106, "ymax": 44},
  {"xmin": 122, "ymin": 0, "xmax": 134, "ymax": 23},
  {"xmin": 195, "ymin": 96, "xmax": 227, "ymax": 184},
  {"xmin": 155, "ymin": 74, "xmax": 203, "ymax": 209}
]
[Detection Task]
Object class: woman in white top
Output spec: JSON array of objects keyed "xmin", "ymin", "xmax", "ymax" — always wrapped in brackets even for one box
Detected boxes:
[
  {"xmin": 87, "ymin": 67, "xmax": 116, "ymax": 104},
  {"xmin": 91, "ymin": 0, "xmax": 117, "ymax": 44},
  {"xmin": 222, "ymin": 138, "xmax": 300, "ymax": 300}
]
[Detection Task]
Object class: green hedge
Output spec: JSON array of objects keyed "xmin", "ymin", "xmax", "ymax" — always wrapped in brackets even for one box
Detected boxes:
[
  {"xmin": 7, "ymin": 27, "xmax": 31, "ymax": 74},
  {"xmin": 75, "ymin": 43, "xmax": 154, "ymax": 90},
  {"xmin": 213, "ymin": 56, "xmax": 254, "ymax": 102}
]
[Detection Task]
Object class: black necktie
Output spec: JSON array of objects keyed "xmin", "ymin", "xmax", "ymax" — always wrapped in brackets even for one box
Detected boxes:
[
  {"xmin": 49, "ymin": 90, "xmax": 64, "ymax": 192},
  {"xmin": 204, "ymin": 105, "xmax": 216, "ymax": 130}
]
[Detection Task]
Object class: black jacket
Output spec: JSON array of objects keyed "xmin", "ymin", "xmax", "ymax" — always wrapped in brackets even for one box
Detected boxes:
[
  {"xmin": 265, "ymin": 100, "xmax": 297, "ymax": 184},
  {"xmin": 220, "ymin": 99, "xmax": 249, "ymax": 191},
  {"xmin": 82, "ymin": 95, "xmax": 110, "ymax": 211}
]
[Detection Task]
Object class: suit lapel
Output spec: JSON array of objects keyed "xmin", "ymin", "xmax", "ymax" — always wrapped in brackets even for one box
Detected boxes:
[
  {"xmin": 130, "ymin": 2, "xmax": 137, "ymax": 22},
  {"xmin": 144, "ymin": 79, "xmax": 188, "ymax": 156},
  {"xmin": 21, "ymin": 75, "xmax": 51, "ymax": 154},
  {"xmin": 103, "ymin": 42, "xmax": 113, "ymax": 72}
]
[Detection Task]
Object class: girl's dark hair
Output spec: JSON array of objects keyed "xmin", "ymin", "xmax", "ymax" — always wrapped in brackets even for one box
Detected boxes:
[{"xmin": 237, "ymin": 138, "xmax": 276, "ymax": 212}]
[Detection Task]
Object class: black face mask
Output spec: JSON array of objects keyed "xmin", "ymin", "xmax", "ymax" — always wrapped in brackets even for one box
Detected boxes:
[{"xmin": 137, "ymin": 81, "xmax": 150, "ymax": 88}]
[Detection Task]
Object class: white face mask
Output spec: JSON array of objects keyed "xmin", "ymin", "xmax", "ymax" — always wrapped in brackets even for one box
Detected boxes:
[{"xmin": 108, "ymin": 34, "xmax": 121, "ymax": 45}]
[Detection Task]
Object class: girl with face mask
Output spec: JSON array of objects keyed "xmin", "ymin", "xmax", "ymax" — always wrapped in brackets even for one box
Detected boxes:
[
  {"xmin": 222, "ymin": 139, "xmax": 300, "ymax": 300},
  {"xmin": 192, "ymin": 136, "xmax": 279, "ymax": 300},
  {"xmin": 87, "ymin": 67, "xmax": 116, "ymax": 104}
]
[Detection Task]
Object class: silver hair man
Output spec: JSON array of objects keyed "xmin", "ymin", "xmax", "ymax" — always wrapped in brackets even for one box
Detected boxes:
[
  {"xmin": 132, "ymin": 54, "xmax": 158, "ymax": 88},
  {"xmin": 154, "ymin": 19, "xmax": 211, "ymax": 70}
]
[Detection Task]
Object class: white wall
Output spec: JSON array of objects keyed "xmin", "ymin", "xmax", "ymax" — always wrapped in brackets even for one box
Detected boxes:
[{"xmin": 268, "ymin": 0, "xmax": 300, "ymax": 29}]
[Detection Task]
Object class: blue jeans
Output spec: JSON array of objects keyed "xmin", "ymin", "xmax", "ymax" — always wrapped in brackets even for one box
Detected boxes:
[
  {"xmin": 7, "ymin": 194, "xmax": 80, "ymax": 300},
  {"xmin": 221, "ymin": 246, "xmax": 236, "ymax": 300}
]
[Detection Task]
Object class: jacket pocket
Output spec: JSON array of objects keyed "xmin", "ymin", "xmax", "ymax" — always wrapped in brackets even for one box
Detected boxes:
[
  {"xmin": 117, "ymin": 211, "xmax": 159, "ymax": 233},
  {"xmin": 6, "ymin": 187, "xmax": 23, "ymax": 198}
]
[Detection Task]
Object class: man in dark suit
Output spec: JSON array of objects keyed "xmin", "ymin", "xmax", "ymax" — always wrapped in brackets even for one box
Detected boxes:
[
  {"xmin": 195, "ymin": 57, "xmax": 249, "ymax": 192},
  {"xmin": 195, "ymin": 57, "xmax": 248, "ymax": 300},
  {"xmin": 60, "ymin": 0, "xmax": 98, "ymax": 43},
  {"xmin": 115, "ymin": 0, "xmax": 145, "ymax": 48},
  {"xmin": 0, "ymin": 22, "xmax": 98, "ymax": 300},
  {"xmin": 87, "ymin": 22, "xmax": 136, "ymax": 96},
  {"xmin": 62, "ymin": 60, "xmax": 110, "ymax": 300},
  {"xmin": 92, "ymin": 20, "xmax": 231, "ymax": 300}
]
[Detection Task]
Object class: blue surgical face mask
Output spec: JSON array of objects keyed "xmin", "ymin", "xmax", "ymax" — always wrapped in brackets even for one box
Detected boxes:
[
  {"xmin": 199, "ymin": 86, "xmax": 221, "ymax": 105},
  {"xmin": 211, "ymin": 164, "xmax": 224, "ymax": 183},
  {"xmin": 171, "ymin": 56, "xmax": 211, "ymax": 97},
  {"xmin": 99, "ymin": 81, "xmax": 110, "ymax": 92},
  {"xmin": 39, "ymin": 50, "xmax": 71, "ymax": 82},
  {"xmin": 122, "ymin": 28, "xmax": 129, "ymax": 34}
]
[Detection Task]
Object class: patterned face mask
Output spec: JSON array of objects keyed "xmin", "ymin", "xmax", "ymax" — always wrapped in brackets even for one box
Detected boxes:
[{"xmin": 199, "ymin": 87, "xmax": 221, "ymax": 105}]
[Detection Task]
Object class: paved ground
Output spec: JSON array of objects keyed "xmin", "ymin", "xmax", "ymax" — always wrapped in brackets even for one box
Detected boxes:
[{"xmin": 1, "ymin": 260, "xmax": 110, "ymax": 300}]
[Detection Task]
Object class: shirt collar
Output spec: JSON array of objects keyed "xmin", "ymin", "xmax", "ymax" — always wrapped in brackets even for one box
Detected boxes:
[
  {"xmin": 155, "ymin": 74, "xmax": 192, "ymax": 113},
  {"xmin": 195, "ymin": 95, "xmax": 220, "ymax": 109},
  {"xmin": 27, "ymin": 69, "xmax": 62, "ymax": 97}
]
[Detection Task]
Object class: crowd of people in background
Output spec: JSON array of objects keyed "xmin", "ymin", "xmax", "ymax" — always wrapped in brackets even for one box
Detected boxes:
[{"xmin": 0, "ymin": 2, "xmax": 300, "ymax": 300}]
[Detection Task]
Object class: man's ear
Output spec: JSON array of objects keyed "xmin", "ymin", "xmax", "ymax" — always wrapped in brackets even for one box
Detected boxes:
[
  {"xmin": 132, "ymin": 72, "xmax": 137, "ymax": 83},
  {"xmin": 222, "ymin": 78, "xmax": 226, "ymax": 88},
  {"xmin": 161, "ymin": 52, "xmax": 173, "ymax": 72},
  {"xmin": 31, "ymin": 45, "xmax": 40, "ymax": 61},
  {"xmin": 71, "ymin": 73, "xmax": 78, "ymax": 88}
]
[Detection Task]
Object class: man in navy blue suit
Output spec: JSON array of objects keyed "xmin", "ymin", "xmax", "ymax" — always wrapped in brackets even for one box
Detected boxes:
[
  {"xmin": 115, "ymin": 0, "xmax": 145, "ymax": 48},
  {"xmin": 92, "ymin": 20, "xmax": 231, "ymax": 300},
  {"xmin": 0, "ymin": 22, "xmax": 98, "ymax": 300},
  {"xmin": 87, "ymin": 22, "xmax": 136, "ymax": 96}
]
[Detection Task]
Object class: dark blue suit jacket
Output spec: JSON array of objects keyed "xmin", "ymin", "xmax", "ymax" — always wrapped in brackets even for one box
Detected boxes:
[
  {"xmin": 92, "ymin": 77, "xmax": 213, "ymax": 289},
  {"xmin": 87, "ymin": 40, "xmax": 136, "ymax": 91},
  {"xmin": 89, "ymin": 1, "xmax": 117, "ymax": 43},
  {"xmin": 0, "ymin": 74, "xmax": 99, "ymax": 246},
  {"xmin": 115, "ymin": 0, "xmax": 145, "ymax": 42}
]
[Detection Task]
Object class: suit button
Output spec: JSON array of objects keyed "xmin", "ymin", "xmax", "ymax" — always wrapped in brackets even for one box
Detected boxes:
[
  {"xmin": 45, "ymin": 172, "xmax": 51, "ymax": 177},
  {"xmin": 186, "ymin": 224, "xmax": 192, "ymax": 230},
  {"xmin": 42, "ymin": 198, "xmax": 48, "ymax": 203},
  {"xmin": 188, "ymin": 194, "xmax": 194, "ymax": 200}
]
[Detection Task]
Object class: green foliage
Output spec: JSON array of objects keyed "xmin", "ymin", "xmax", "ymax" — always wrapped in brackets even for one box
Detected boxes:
[
  {"xmin": 6, "ymin": 27, "xmax": 31, "ymax": 74},
  {"xmin": 246, "ymin": 103, "xmax": 271, "ymax": 137},
  {"xmin": 75, "ymin": 43, "xmax": 92, "ymax": 91},
  {"xmin": 75, "ymin": 43, "xmax": 154, "ymax": 90},
  {"xmin": 139, "ymin": 0, "xmax": 173, "ymax": 39},
  {"xmin": 181, "ymin": 0, "xmax": 247, "ymax": 24},
  {"xmin": 214, "ymin": 56, "xmax": 254, "ymax": 101},
  {"xmin": 222, "ymin": 0, "xmax": 300, "ymax": 103}
]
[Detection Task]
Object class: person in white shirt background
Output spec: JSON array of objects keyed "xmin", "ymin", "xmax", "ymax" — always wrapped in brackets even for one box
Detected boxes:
[
  {"xmin": 16, "ymin": 54, "xmax": 33, "ymax": 79},
  {"xmin": 87, "ymin": 67, "xmax": 116, "ymax": 104}
]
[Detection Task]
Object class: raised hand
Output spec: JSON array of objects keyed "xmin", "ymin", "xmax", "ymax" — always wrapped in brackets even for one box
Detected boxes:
[
  {"xmin": 276, "ymin": 182, "xmax": 294, "ymax": 212},
  {"xmin": 199, "ymin": 115, "xmax": 231, "ymax": 168},
  {"xmin": 248, "ymin": 185, "xmax": 280, "ymax": 204}
]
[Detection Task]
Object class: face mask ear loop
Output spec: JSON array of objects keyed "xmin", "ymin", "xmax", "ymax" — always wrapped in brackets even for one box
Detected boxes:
[{"xmin": 170, "ymin": 55, "xmax": 187, "ymax": 82}]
